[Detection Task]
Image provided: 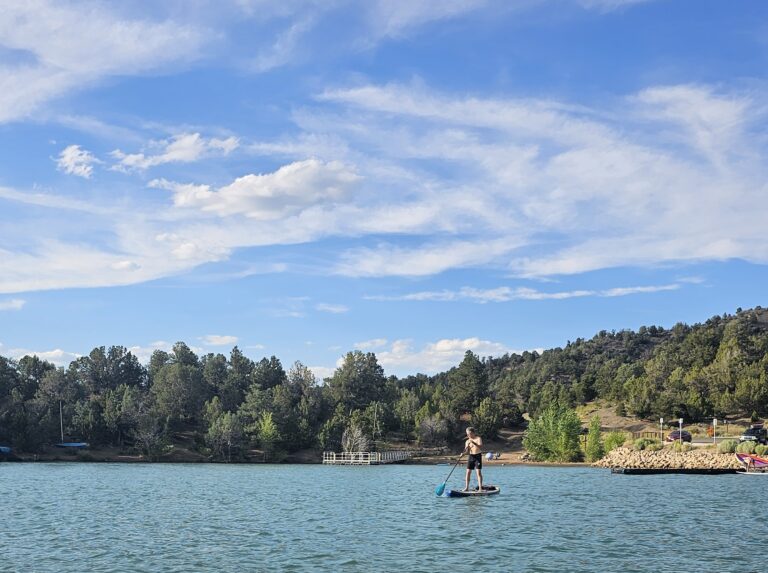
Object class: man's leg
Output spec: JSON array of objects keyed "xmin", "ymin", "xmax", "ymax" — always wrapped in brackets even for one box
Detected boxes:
[
  {"xmin": 476, "ymin": 468, "xmax": 483, "ymax": 490},
  {"xmin": 464, "ymin": 468, "xmax": 471, "ymax": 491}
]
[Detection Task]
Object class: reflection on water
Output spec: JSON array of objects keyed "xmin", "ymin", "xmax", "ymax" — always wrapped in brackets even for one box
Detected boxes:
[{"xmin": 0, "ymin": 463, "xmax": 757, "ymax": 572}]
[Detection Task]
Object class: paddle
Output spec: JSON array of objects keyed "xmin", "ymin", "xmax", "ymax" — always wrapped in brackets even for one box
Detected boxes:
[{"xmin": 434, "ymin": 451, "xmax": 465, "ymax": 496}]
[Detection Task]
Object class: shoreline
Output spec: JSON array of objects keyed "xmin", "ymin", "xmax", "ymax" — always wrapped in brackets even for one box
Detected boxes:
[{"xmin": 2, "ymin": 448, "xmax": 588, "ymax": 467}]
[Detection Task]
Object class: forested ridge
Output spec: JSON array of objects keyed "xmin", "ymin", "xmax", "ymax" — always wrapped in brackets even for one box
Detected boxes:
[{"xmin": 1, "ymin": 306, "xmax": 767, "ymax": 460}]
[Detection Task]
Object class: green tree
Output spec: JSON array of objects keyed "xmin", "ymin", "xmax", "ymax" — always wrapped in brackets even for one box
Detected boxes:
[
  {"xmin": 471, "ymin": 397, "xmax": 502, "ymax": 439},
  {"xmin": 252, "ymin": 356, "xmax": 287, "ymax": 391},
  {"xmin": 255, "ymin": 411, "xmax": 281, "ymax": 461},
  {"xmin": 206, "ymin": 411, "xmax": 244, "ymax": 461},
  {"xmin": 327, "ymin": 351, "xmax": 385, "ymax": 412},
  {"xmin": 447, "ymin": 351, "xmax": 487, "ymax": 413},
  {"xmin": 523, "ymin": 405, "xmax": 582, "ymax": 462},
  {"xmin": 394, "ymin": 389, "xmax": 421, "ymax": 437},
  {"xmin": 151, "ymin": 362, "xmax": 208, "ymax": 423},
  {"xmin": 584, "ymin": 414, "xmax": 605, "ymax": 462}
]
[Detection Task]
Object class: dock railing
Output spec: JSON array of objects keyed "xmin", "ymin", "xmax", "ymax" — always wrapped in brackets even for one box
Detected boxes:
[{"xmin": 322, "ymin": 451, "xmax": 413, "ymax": 465}]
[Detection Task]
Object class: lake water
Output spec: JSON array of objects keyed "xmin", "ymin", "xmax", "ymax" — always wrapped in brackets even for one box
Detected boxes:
[{"xmin": 1, "ymin": 462, "xmax": 762, "ymax": 572}]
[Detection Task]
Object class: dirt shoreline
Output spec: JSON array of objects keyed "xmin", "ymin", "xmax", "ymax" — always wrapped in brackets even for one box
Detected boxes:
[{"xmin": 2, "ymin": 448, "xmax": 587, "ymax": 467}]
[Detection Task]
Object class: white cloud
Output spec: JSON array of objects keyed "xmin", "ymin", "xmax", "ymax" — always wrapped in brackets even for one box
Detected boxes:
[
  {"xmin": 251, "ymin": 17, "xmax": 315, "ymax": 72},
  {"xmin": 5, "ymin": 347, "xmax": 80, "ymax": 366},
  {"xmin": 364, "ymin": 0, "xmax": 487, "ymax": 40},
  {"xmin": 55, "ymin": 144, "xmax": 100, "ymax": 178},
  {"xmin": 0, "ymin": 298, "xmax": 25, "ymax": 311},
  {"xmin": 0, "ymin": 2, "xmax": 205, "ymax": 123},
  {"xmin": 201, "ymin": 334, "xmax": 239, "ymax": 346},
  {"xmin": 354, "ymin": 338, "xmax": 388, "ymax": 350},
  {"xmin": 2, "ymin": 80, "xmax": 767, "ymax": 293},
  {"xmin": 316, "ymin": 303, "xmax": 349, "ymax": 314},
  {"xmin": 368, "ymin": 283, "xmax": 681, "ymax": 302},
  {"xmin": 153, "ymin": 159, "xmax": 359, "ymax": 220},
  {"xmin": 335, "ymin": 239, "xmax": 518, "ymax": 277},
  {"xmin": 577, "ymin": 0, "xmax": 654, "ymax": 10},
  {"xmin": 113, "ymin": 133, "xmax": 238, "ymax": 171},
  {"xmin": 375, "ymin": 337, "xmax": 531, "ymax": 374},
  {"xmin": 308, "ymin": 365, "xmax": 337, "ymax": 380}
]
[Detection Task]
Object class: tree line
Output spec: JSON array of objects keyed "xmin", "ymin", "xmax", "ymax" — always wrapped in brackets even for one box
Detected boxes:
[{"xmin": 1, "ymin": 306, "xmax": 766, "ymax": 460}]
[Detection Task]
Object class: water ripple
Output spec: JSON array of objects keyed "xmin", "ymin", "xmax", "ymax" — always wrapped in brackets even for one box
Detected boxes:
[{"xmin": 0, "ymin": 463, "xmax": 761, "ymax": 572}]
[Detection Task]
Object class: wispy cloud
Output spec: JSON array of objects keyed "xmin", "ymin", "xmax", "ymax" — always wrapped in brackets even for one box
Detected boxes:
[
  {"xmin": 316, "ymin": 303, "xmax": 349, "ymax": 314},
  {"xmin": 113, "ymin": 133, "xmax": 238, "ymax": 172},
  {"xmin": 368, "ymin": 283, "xmax": 681, "ymax": 303},
  {"xmin": 55, "ymin": 144, "xmax": 100, "ymax": 178},
  {"xmin": 354, "ymin": 338, "xmax": 388, "ymax": 349},
  {"xmin": 0, "ymin": 298, "xmax": 26, "ymax": 311},
  {"xmin": 251, "ymin": 17, "xmax": 316, "ymax": 72},
  {"xmin": 0, "ymin": 2, "xmax": 206, "ymax": 123},
  {"xmin": 2, "ymin": 79, "xmax": 766, "ymax": 293}
]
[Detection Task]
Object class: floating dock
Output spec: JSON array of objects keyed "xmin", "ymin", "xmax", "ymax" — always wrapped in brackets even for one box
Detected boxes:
[
  {"xmin": 611, "ymin": 468, "xmax": 738, "ymax": 475},
  {"xmin": 322, "ymin": 451, "xmax": 412, "ymax": 465}
]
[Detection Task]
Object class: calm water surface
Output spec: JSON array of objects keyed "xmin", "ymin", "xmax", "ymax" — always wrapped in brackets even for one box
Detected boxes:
[{"xmin": 1, "ymin": 463, "xmax": 762, "ymax": 572}]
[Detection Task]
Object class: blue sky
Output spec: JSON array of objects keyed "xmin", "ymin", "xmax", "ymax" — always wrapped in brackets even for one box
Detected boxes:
[{"xmin": 1, "ymin": 0, "xmax": 767, "ymax": 377}]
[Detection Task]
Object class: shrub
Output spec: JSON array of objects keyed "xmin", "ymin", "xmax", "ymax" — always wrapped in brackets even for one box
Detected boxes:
[
  {"xmin": 585, "ymin": 415, "xmax": 605, "ymax": 462},
  {"xmin": 736, "ymin": 441, "xmax": 756, "ymax": 454},
  {"xmin": 717, "ymin": 440, "xmax": 738, "ymax": 454},
  {"xmin": 672, "ymin": 441, "xmax": 692, "ymax": 453},
  {"xmin": 755, "ymin": 444, "xmax": 768, "ymax": 457},
  {"xmin": 634, "ymin": 438, "xmax": 661, "ymax": 451},
  {"xmin": 523, "ymin": 405, "xmax": 583, "ymax": 462},
  {"xmin": 604, "ymin": 431, "xmax": 626, "ymax": 452}
]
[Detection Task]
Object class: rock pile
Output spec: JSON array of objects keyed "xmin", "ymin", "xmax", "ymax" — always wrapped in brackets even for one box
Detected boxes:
[{"xmin": 593, "ymin": 447, "xmax": 742, "ymax": 470}]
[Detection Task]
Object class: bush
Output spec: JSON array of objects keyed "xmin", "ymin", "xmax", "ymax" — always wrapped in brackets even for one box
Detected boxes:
[
  {"xmin": 717, "ymin": 440, "xmax": 738, "ymax": 454},
  {"xmin": 634, "ymin": 438, "xmax": 661, "ymax": 451},
  {"xmin": 672, "ymin": 441, "xmax": 692, "ymax": 453},
  {"xmin": 604, "ymin": 431, "xmax": 626, "ymax": 452},
  {"xmin": 585, "ymin": 415, "xmax": 605, "ymax": 462},
  {"xmin": 755, "ymin": 444, "xmax": 768, "ymax": 457},
  {"xmin": 736, "ymin": 441, "xmax": 756, "ymax": 454},
  {"xmin": 523, "ymin": 405, "xmax": 583, "ymax": 462}
]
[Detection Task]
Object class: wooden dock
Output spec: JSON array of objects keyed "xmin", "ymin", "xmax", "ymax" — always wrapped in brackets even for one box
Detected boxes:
[
  {"xmin": 611, "ymin": 468, "xmax": 738, "ymax": 475},
  {"xmin": 322, "ymin": 451, "xmax": 412, "ymax": 465}
]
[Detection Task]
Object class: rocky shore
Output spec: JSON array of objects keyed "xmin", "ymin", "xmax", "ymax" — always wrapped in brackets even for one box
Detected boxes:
[{"xmin": 593, "ymin": 447, "xmax": 742, "ymax": 470}]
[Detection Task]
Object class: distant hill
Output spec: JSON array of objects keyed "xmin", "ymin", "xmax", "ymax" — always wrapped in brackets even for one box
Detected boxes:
[
  {"xmin": 477, "ymin": 306, "xmax": 768, "ymax": 422},
  {"xmin": 1, "ymin": 306, "xmax": 766, "ymax": 456}
]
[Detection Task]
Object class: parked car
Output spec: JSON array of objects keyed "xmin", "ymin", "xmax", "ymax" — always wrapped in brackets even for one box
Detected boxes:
[
  {"xmin": 739, "ymin": 426, "xmax": 768, "ymax": 445},
  {"xmin": 666, "ymin": 430, "xmax": 692, "ymax": 443}
]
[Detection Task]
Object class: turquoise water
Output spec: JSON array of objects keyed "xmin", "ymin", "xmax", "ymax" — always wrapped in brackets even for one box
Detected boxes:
[{"xmin": 0, "ymin": 463, "xmax": 761, "ymax": 572}]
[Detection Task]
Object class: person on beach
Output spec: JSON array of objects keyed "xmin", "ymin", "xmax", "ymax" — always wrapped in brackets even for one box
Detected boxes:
[{"xmin": 463, "ymin": 427, "xmax": 484, "ymax": 491}]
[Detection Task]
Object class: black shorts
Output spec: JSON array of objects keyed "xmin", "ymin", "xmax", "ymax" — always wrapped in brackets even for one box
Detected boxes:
[{"xmin": 467, "ymin": 453, "xmax": 482, "ymax": 470}]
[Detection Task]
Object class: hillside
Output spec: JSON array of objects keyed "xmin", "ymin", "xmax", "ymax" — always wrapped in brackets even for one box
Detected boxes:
[{"xmin": 1, "ymin": 306, "xmax": 767, "ymax": 460}]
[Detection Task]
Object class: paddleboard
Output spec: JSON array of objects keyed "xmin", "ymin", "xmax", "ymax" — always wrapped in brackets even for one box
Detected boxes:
[
  {"xmin": 444, "ymin": 485, "xmax": 500, "ymax": 497},
  {"xmin": 736, "ymin": 470, "xmax": 768, "ymax": 476}
]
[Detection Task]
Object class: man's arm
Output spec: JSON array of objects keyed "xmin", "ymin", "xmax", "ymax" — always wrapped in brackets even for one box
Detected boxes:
[{"xmin": 470, "ymin": 436, "xmax": 483, "ymax": 448}]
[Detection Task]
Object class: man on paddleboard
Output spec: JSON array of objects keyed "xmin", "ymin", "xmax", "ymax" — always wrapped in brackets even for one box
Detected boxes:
[{"xmin": 463, "ymin": 427, "xmax": 484, "ymax": 492}]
